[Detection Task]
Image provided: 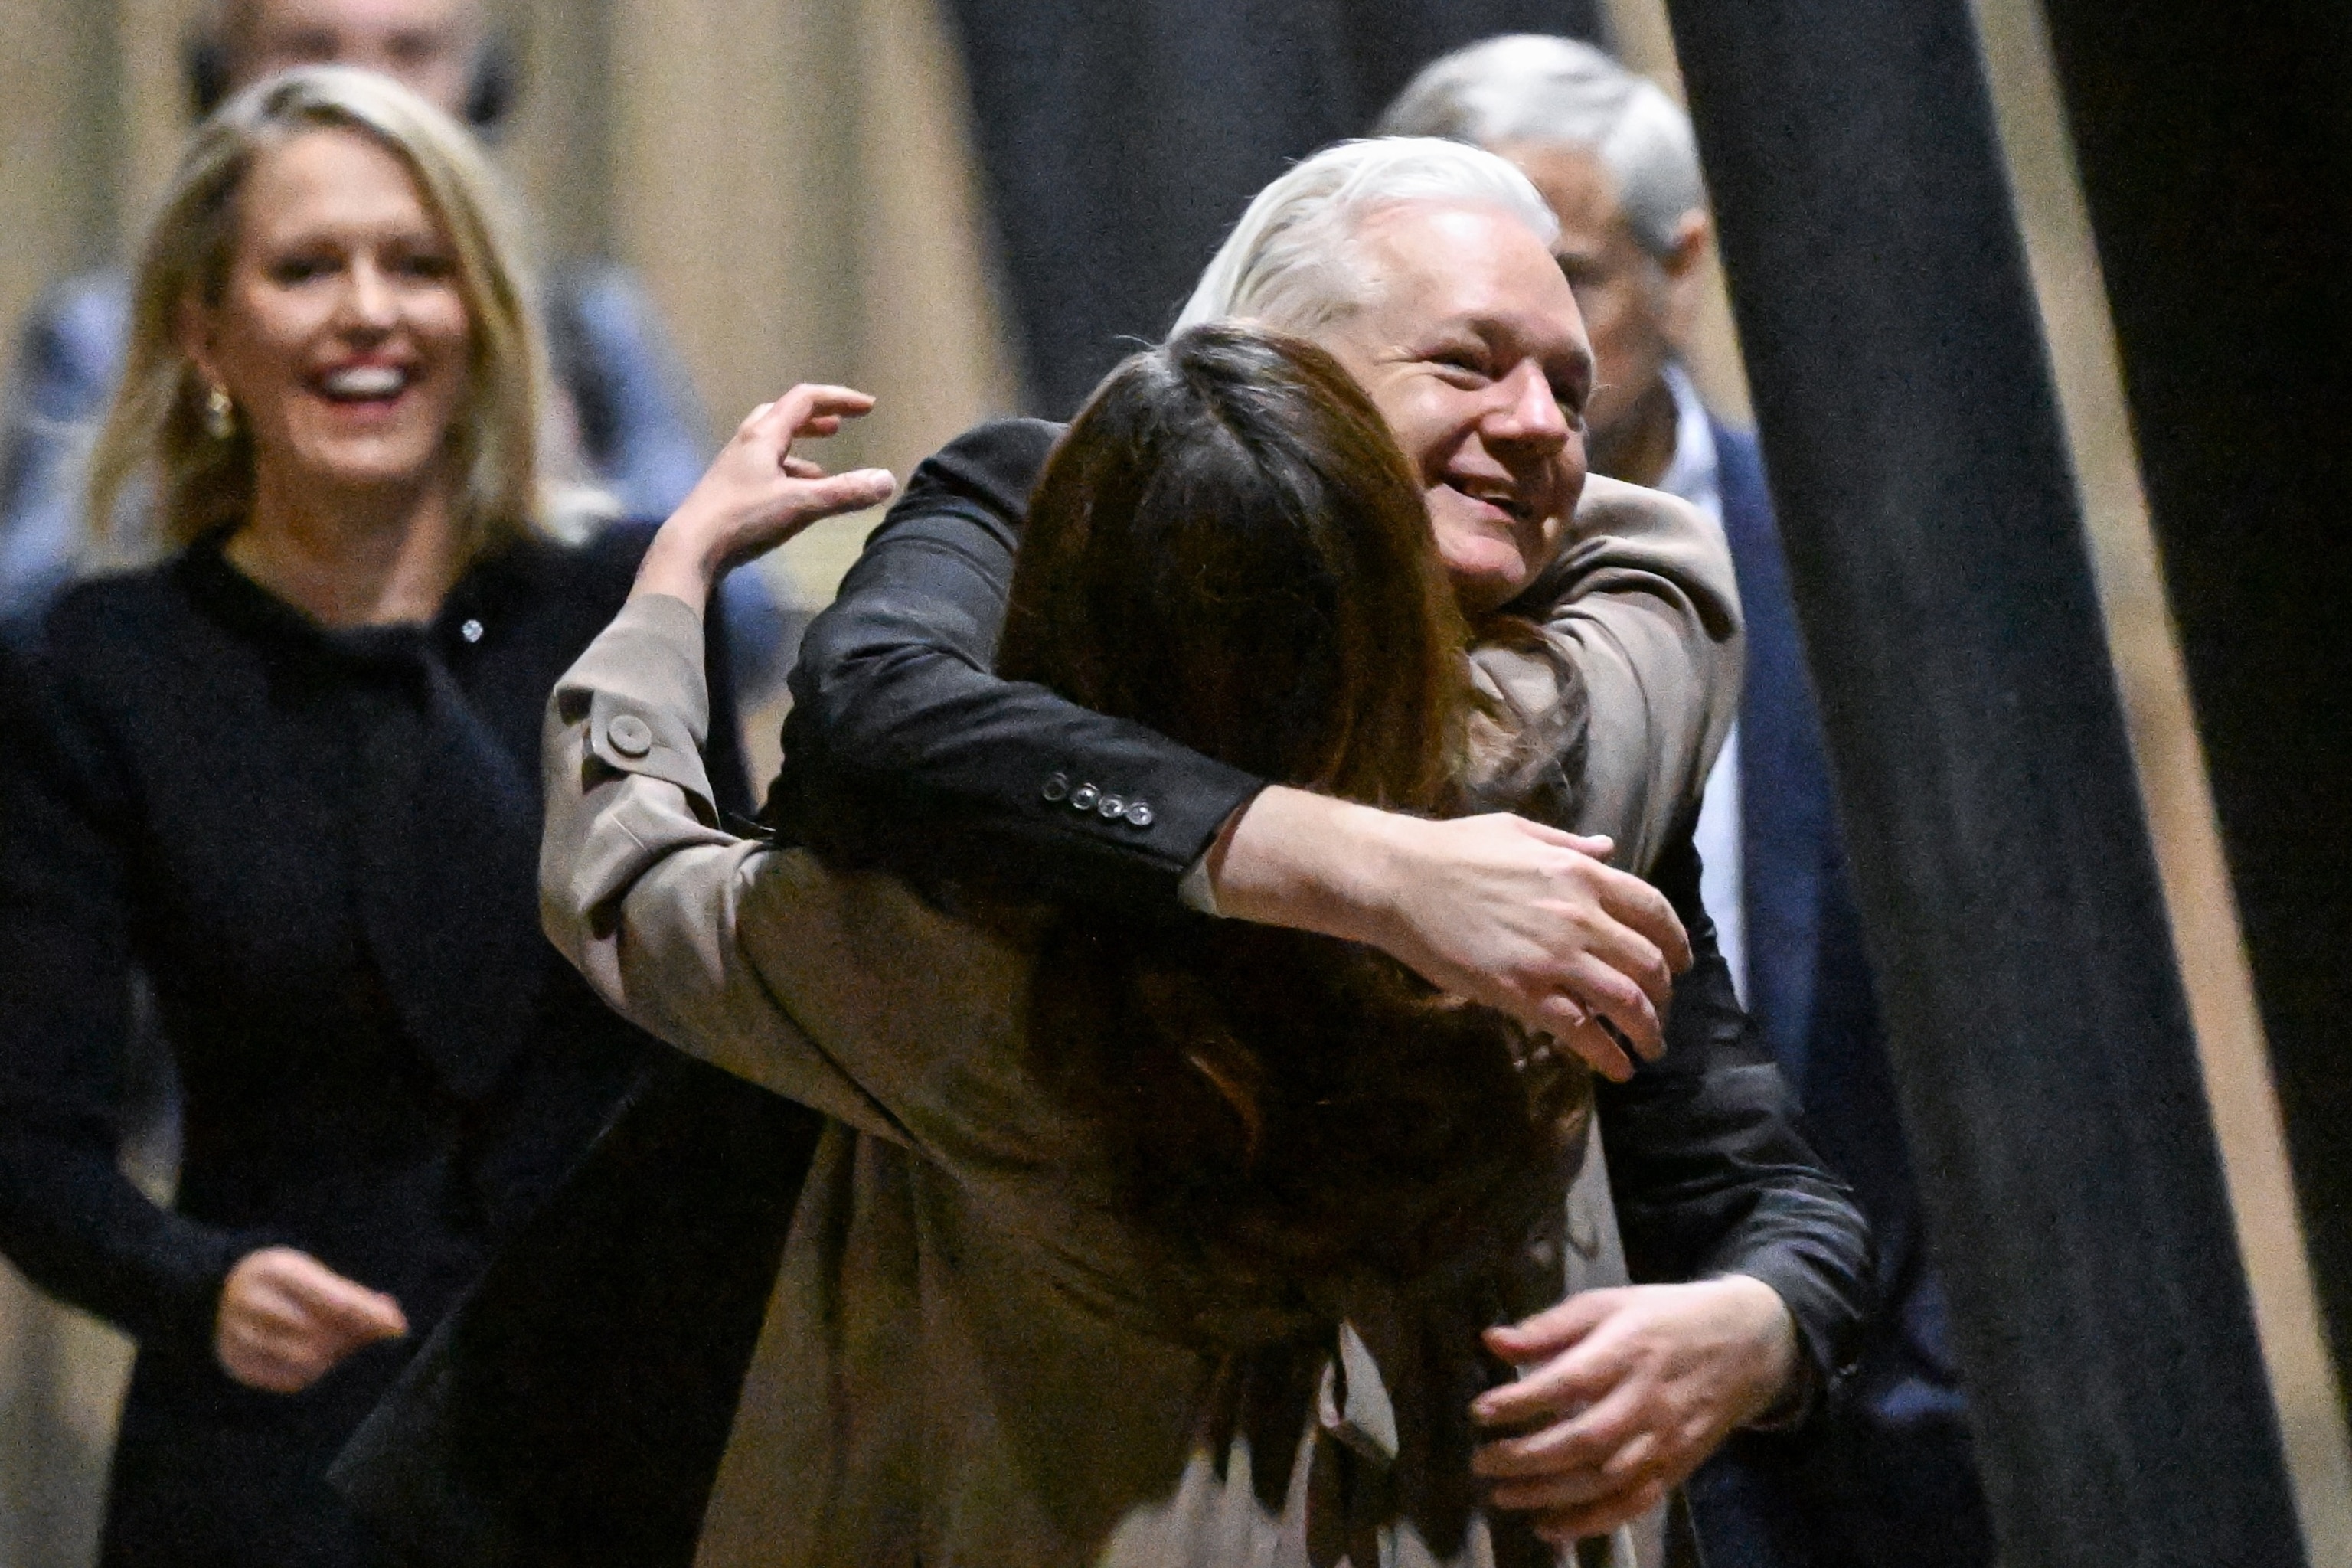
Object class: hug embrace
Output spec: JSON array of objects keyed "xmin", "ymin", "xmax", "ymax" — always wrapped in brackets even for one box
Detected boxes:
[
  {"xmin": 0, "ymin": 59, "xmax": 1867, "ymax": 1568},
  {"xmin": 353, "ymin": 132, "xmax": 1869, "ymax": 1568}
]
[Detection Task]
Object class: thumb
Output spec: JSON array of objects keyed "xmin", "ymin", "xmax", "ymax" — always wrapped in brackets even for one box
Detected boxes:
[
  {"xmin": 1502, "ymin": 817, "xmax": 1615, "ymax": 861},
  {"xmin": 291, "ymin": 1266, "xmax": 408, "ymax": 1345}
]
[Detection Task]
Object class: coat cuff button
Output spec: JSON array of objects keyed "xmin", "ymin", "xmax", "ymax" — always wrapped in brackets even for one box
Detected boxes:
[
  {"xmin": 607, "ymin": 714, "xmax": 655, "ymax": 758},
  {"xmin": 1123, "ymin": 802, "xmax": 1155, "ymax": 828},
  {"xmin": 1069, "ymin": 783, "xmax": 1100, "ymax": 812},
  {"xmin": 1042, "ymin": 773, "xmax": 1070, "ymax": 802}
]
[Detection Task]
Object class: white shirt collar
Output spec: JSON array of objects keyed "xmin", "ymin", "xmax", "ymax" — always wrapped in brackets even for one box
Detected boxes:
[{"xmin": 1652, "ymin": 361, "xmax": 1723, "ymax": 533}]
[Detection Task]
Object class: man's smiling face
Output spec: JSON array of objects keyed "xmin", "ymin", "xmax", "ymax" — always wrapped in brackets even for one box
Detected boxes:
[{"xmin": 1314, "ymin": 201, "xmax": 1596, "ymax": 616}]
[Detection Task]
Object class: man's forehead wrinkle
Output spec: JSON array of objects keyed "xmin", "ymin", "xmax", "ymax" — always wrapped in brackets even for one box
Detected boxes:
[{"xmin": 1456, "ymin": 306, "xmax": 1592, "ymax": 371}]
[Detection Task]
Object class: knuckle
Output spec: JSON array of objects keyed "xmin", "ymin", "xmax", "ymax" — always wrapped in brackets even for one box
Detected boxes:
[{"xmin": 1592, "ymin": 973, "xmax": 1641, "ymax": 1010}]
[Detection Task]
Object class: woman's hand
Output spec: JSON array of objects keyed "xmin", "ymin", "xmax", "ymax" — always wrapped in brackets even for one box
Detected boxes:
[
  {"xmin": 635, "ymin": 385, "xmax": 899, "ymax": 612},
  {"xmin": 214, "ymin": 1246, "xmax": 407, "ymax": 1395}
]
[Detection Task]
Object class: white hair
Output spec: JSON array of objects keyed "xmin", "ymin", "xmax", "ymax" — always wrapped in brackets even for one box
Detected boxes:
[
  {"xmin": 1171, "ymin": 136, "xmax": 1560, "ymax": 336},
  {"xmin": 1376, "ymin": 35, "xmax": 1705, "ymax": 261}
]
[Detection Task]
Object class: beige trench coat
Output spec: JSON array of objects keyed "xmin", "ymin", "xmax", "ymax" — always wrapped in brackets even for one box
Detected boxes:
[{"xmin": 540, "ymin": 480, "xmax": 1740, "ymax": 1568}]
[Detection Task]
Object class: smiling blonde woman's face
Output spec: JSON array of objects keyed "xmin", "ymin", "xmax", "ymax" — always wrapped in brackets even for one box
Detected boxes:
[{"xmin": 185, "ymin": 126, "xmax": 473, "ymax": 508}]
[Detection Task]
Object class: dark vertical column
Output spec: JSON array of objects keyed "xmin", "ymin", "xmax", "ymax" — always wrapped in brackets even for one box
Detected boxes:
[
  {"xmin": 2034, "ymin": 0, "xmax": 2352, "ymax": 1386},
  {"xmin": 939, "ymin": 0, "xmax": 1602, "ymax": 416},
  {"xmin": 1658, "ymin": 2, "xmax": 2305, "ymax": 1563}
]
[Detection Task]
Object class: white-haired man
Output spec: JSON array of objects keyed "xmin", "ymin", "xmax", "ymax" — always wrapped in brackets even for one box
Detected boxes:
[
  {"xmin": 770, "ymin": 137, "xmax": 1869, "ymax": 1559},
  {"xmin": 336, "ymin": 139, "xmax": 1870, "ymax": 1566},
  {"xmin": 1383, "ymin": 38, "xmax": 1994, "ymax": 1568}
]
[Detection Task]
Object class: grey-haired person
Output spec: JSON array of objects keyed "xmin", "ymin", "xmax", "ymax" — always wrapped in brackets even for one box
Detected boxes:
[{"xmin": 1383, "ymin": 35, "xmax": 1994, "ymax": 1568}]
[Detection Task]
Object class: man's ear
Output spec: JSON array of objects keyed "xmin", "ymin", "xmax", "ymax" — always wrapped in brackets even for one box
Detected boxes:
[
  {"xmin": 1659, "ymin": 210, "xmax": 1714, "ymax": 343},
  {"xmin": 1661, "ymin": 209, "xmax": 1712, "ymax": 285}
]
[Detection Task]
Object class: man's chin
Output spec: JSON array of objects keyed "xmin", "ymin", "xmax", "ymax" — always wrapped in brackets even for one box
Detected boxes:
[
  {"xmin": 1432, "ymin": 511, "xmax": 1543, "ymax": 609},
  {"xmin": 1441, "ymin": 554, "xmax": 1535, "ymax": 616}
]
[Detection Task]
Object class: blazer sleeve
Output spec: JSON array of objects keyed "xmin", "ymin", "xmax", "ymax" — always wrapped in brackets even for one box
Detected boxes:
[
  {"xmin": 767, "ymin": 418, "xmax": 1264, "ymax": 913},
  {"xmin": 1596, "ymin": 828, "xmax": 1875, "ymax": 1413},
  {"xmin": 0, "ymin": 627, "xmax": 261, "ymax": 1351},
  {"xmin": 1481, "ymin": 475, "xmax": 1745, "ymax": 876}
]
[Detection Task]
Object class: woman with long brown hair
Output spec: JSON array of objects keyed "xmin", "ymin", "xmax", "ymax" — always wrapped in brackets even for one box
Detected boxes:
[{"xmin": 535, "ymin": 324, "xmax": 1704, "ymax": 1566}]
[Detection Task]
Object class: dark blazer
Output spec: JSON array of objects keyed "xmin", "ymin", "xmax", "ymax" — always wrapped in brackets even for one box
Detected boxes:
[
  {"xmin": 336, "ymin": 419, "xmax": 1870, "ymax": 1568},
  {"xmin": 0, "ymin": 523, "xmax": 763, "ymax": 1568},
  {"xmin": 1693, "ymin": 421, "xmax": 1992, "ymax": 1568},
  {"xmin": 780, "ymin": 416, "xmax": 1864, "ymax": 1321}
]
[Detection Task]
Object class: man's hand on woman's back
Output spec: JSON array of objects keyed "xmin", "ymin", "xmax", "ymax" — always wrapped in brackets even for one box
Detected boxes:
[{"xmin": 1206, "ymin": 786, "xmax": 1691, "ymax": 1080}]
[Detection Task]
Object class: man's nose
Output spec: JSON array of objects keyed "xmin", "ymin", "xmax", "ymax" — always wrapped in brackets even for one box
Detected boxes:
[{"xmin": 1484, "ymin": 361, "xmax": 1570, "ymax": 454}]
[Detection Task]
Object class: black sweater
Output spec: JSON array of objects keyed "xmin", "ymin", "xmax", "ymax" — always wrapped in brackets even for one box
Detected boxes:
[{"xmin": 0, "ymin": 521, "xmax": 748, "ymax": 1564}]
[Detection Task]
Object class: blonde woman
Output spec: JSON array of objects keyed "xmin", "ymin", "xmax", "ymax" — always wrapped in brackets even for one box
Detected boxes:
[{"xmin": 0, "ymin": 68, "xmax": 851, "ymax": 1566}]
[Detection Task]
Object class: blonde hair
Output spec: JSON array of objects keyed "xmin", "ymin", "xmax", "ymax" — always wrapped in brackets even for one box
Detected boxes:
[{"xmin": 88, "ymin": 64, "xmax": 552, "ymax": 563}]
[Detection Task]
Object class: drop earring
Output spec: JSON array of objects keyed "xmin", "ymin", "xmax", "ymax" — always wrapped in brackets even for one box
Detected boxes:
[{"xmin": 203, "ymin": 384, "xmax": 236, "ymax": 441}]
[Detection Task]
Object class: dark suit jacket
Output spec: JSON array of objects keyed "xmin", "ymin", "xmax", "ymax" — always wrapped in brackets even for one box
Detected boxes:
[
  {"xmin": 0, "ymin": 523, "xmax": 763, "ymax": 1568},
  {"xmin": 335, "ymin": 420, "xmax": 1871, "ymax": 1568},
  {"xmin": 1696, "ymin": 421, "xmax": 1990, "ymax": 1568}
]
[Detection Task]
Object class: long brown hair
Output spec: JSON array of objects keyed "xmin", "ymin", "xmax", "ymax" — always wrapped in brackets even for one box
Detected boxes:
[{"xmin": 1000, "ymin": 323, "xmax": 1589, "ymax": 1299}]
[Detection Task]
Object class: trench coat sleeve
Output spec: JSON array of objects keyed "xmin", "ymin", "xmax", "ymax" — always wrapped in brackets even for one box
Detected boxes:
[
  {"xmin": 541, "ymin": 592, "xmax": 900, "ymax": 1142},
  {"xmin": 0, "ymin": 624, "xmax": 261, "ymax": 1351},
  {"xmin": 1481, "ymin": 475, "xmax": 1744, "ymax": 875}
]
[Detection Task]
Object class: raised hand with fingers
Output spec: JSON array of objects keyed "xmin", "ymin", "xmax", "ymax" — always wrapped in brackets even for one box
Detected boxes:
[
  {"xmin": 214, "ymin": 1246, "xmax": 408, "ymax": 1396},
  {"xmin": 635, "ymin": 384, "xmax": 899, "ymax": 612}
]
